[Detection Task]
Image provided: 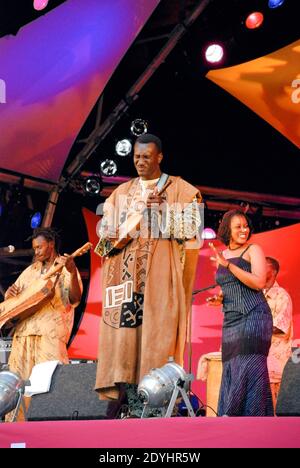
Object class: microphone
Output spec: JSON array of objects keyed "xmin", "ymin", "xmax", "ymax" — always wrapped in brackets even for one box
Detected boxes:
[{"xmin": 0, "ymin": 245, "xmax": 15, "ymax": 254}]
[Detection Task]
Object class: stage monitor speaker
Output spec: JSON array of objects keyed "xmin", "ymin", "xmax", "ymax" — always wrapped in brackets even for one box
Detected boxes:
[
  {"xmin": 27, "ymin": 362, "xmax": 124, "ymax": 421},
  {"xmin": 276, "ymin": 351, "xmax": 300, "ymax": 416}
]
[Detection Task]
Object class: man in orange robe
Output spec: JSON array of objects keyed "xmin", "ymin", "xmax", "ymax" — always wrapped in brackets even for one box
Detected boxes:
[{"xmin": 95, "ymin": 134, "xmax": 202, "ymax": 403}]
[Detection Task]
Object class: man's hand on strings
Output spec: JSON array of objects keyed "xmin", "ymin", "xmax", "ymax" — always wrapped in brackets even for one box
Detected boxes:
[
  {"xmin": 5, "ymin": 284, "xmax": 22, "ymax": 299},
  {"xmin": 146, "ymin": 187, "xmax": 164, "ymax": 208},
  {"xmin": 56, "ymin": 255, "xmax": 77, "ymax": 274}
]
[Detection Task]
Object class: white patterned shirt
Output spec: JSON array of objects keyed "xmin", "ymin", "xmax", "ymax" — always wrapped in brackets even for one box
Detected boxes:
[{"xmin": 265, "ymin": 282, "xmax": 293, "ymax": 383}]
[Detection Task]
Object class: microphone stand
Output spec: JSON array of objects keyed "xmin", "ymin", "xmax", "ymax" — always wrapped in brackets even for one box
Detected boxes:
[{"xmin": 192, "ymin": 284, "xmax": 217, "ymax": 297}]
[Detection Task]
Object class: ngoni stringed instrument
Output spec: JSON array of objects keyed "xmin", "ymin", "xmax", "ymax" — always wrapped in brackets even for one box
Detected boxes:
[
  {"xmin": 0, "ymin": 242, "xmax": 92, "ymax": 330},
  {"xmin": 94, "ymin": 178, "xmax": 173, "ymax": 257}
]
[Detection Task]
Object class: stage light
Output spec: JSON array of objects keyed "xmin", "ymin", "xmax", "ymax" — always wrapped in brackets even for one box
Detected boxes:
[
  {"xmin": 115, "ymin": 139, "xmax": 132, "ymax": 157},
  {"xmin": 130, "ymin": 119, "xmax": 148, "ymax": 136},
  {"xmin": 0, "ymin": 245, "xmax": 15, "ymax": 254},
  {"xmin": 268, "ymin": 0, "xmax": 285, "ymax": 8},
  {"xmin": 137, "ymin": 361, "xmax": 195, "ymax": 417},
  {"xmin": 204, "ymin": 44, "xmax": 224, "ymax": 64},
  {"xmin": 100, "ymin": 159, "xmax": 118, "ymax": 177},
  {"xmin": 84, "ymin": 176, "xmax": 103, "ymax": 195},
  {"xmin": 30, "ymin": 212, "xmax": 42, "ymax": 229},
  {"xmin": 0, "ymin": 370, "xmax": 25, "ymax": 420},
  {"xmin": 245, "ymin": 12, "xmax": 264, "ymax": 30},
  {"xmin": 33, "ymin": 0, "xmax": 49, "ymax": 11},
  {"xmin": 201, "ymin": 227, "xmax": 216, "ymax": 240}
]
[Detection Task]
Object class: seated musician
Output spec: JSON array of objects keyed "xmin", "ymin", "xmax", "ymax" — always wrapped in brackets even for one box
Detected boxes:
[{"xmin": 4, "ymin": 227, "xmax": 83, "ymax": 382}]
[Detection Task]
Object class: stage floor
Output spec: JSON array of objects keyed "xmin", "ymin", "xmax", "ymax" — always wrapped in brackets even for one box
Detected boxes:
[{"xmin": 1, "ymin": 416, "xmax": 300, "ymax": 448}]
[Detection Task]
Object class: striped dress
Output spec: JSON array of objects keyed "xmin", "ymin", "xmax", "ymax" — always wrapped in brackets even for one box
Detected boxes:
[{"xmin": 216, "ymin": 246, "xmax": 274, "ymax": 416}]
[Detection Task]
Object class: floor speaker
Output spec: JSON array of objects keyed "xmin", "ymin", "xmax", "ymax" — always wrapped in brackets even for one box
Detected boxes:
[
  {"xmin": 276, "ymin": 351, "xmax": 300, "ymax": 416},
  {"xmin": 27, "ymin": 362, "xmax": 125, "ymax": 421}
]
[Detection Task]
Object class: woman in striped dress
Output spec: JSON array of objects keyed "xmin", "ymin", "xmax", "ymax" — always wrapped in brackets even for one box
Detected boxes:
[{"xmin": 208, "ymin": 209, "xmax": 273, "ymax": 416}]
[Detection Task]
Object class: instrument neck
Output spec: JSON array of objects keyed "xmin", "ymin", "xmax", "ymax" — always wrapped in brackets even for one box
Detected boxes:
[
  {"xmin": 42, "ymin": 242, "xmax": 92, "ymax": 280},
  {"xmin": 41, "ymin": 254, "xmax": 61, "ymax": 278},
  {"xmin": 41, "ymin": 253, "xmax": 59, "ymax": 274}
]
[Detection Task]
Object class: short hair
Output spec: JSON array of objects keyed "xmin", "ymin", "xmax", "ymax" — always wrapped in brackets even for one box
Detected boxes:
[
  {"xmin": 135, "ymin": 133, "xmax": 162, "ymax": 152},
  {"xmin": 31, "ymin": 227, "xmax": 61, "ymax": 253},
  {"xmin": 266, "ymin": 256, "xmax": 280, "ymax": 274},
  {"xmin": 217, "ymin": 209, "xmax": 253, "ymax": 246}
]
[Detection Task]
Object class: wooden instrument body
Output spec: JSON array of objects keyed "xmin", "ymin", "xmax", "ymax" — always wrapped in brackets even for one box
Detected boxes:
[
  {"xmin": 0, "ymin": 277, "xmax": 56, "ymax": 329},
  {"xmin": 95, "ymin": 211, "xmax": 149, "ymax": 257},
  {"xmin": 0, "ymin": 242, "xmax": 92, "ymax": 330},
  {"xmin": 95, "ymin": 180, "xmax": 172, "ymax": 257},
  {"xmin": 114, "ymin": 212, "xmax": 144, "ymax": 249}
]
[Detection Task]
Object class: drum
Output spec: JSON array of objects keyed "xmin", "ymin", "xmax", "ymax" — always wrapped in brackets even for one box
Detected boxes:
[{"xmin": 197, "ymin": 351, "xmax": 222, "ymax": 417}]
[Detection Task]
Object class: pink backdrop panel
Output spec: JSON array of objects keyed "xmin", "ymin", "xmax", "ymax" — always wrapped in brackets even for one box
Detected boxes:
[
  {"xmin": 70, "ymin": 209, "xmax": 300, "ymax": 404},
  {"xmin": 68, "ymin": 208, "xmax": 102, "ymax": 359}
]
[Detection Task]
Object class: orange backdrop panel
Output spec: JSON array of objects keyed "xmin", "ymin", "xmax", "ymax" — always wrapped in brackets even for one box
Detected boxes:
[{"xmin": 207, "ymin": 40, "xmax": 300, "ymax": 148}]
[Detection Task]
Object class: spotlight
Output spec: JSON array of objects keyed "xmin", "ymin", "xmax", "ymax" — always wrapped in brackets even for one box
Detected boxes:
[
  {"xmin": 204, "ymin": 44, "xmax": 224, "ymax": 64},
  {"xmin": 84, "ymin": 176, "xmax": 103, "ymax": 195},
  {"xmin": 0, "ymin": 245, "xmax": 15, "ymax": 254},
  {"xmin": 100, "ymin": 159, "xmax": 118, "ymax": 177},
  {"xmin": 115, "ymin": 139, "xmax": 132, "ymax": 157},
  {"xmin": 33, "ymin": 0, "xmax": 49, "ymax": 11},
  {"xmin": 268, "ymin": 0, "xmax": 285, "ymax": 8},
  {"xmin": 201, "ymin": 227, "xmax": 216, "ymax": 240},
  {"xmin": 30, "ymin": 212, "xmax": 42, "ymax": 229},
  {"xmin": 138, "ymin": 361, "xmax": 195, "ymax": 418},
  {"xmin": 0, "ymin": 370, "xmax": 25, "ymax": 420},
  {"xmin": 130, "ymin": 119, "xmax": 148, "ymax": 136},
  {"xmin": 245, "ymin": 12, "xmax": 264, "ymax": 29}
]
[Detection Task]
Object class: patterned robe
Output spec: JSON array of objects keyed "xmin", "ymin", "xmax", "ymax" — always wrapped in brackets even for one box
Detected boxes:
[
  {"xmin": 7, "ymin": 262, "xmax": 83, "ymax": 381},
  {"xmin": 94, "ymin": 176, "xmax": 202, "ymax": 399}
]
